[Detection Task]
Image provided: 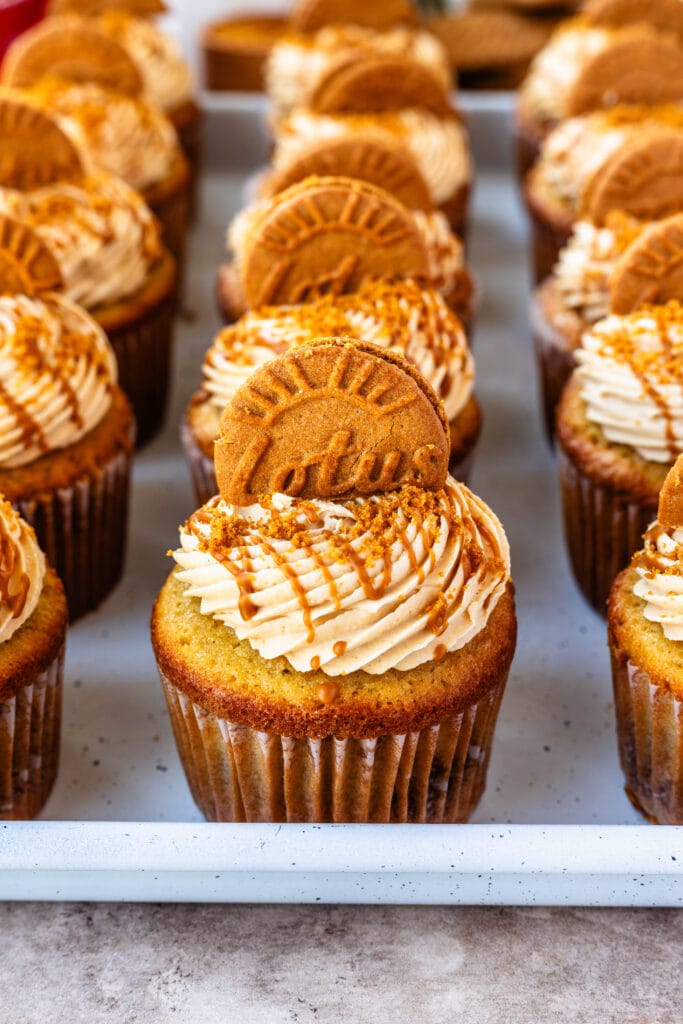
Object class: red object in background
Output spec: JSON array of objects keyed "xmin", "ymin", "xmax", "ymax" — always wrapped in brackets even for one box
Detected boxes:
[{"xmin": 0, "ymin": 0, "xmax": 45, "ymax": 58}]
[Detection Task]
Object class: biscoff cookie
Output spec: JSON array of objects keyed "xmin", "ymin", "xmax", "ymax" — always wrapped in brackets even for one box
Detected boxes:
[
  {"xmin": 310, "ymin": 51, "xmax": 452, "ymax": 118},
  {"xmin": 0, "ymin": 94, "xmax": 87, "ymax": 189},
  {"xmin": 47, "ymin": 0, "xmax": 166, "ymax": 13},
  {"xmin": 609, "ymin": 214, "xmax": 683, "ymax": 314},
  {"xmin": 214, "ymin": 338, "xmax": 450, "ymax": 506}
]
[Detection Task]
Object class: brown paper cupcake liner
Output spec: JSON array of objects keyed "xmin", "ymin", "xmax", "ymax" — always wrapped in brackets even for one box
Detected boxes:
[
  {"xmin": 0, "ymin": 646, "xmax": 64, "ymax": 820},
  {"xmin": 159, "ymin": 670, "xmax": 506, "ymax": 823},
  {"xmin": 173, "ymin": 102, "xmax": 202, "ymax": 221},
  {"xmin": 558, "ymin": 448, "xmax": 655, "ymax": 615},
  {"xmin": 182, "ymin": 419, "xmax": 479, "ymax": 508},
  {"xmin": 528, "ymin": 205, "xmax": 571, "ymax": 285},
  {"xmin": 532, "ymin": 302, "xmax": 576, "ymax": 443},
  {"xmin": 610, "ymin": 654, "xmax": 683, "ymax": 824},
  {"xmin": 107, "ymin": 289, "xmax": 177, "ymax": 448},
  {"xmin": 148, "ymin": 184, "xmax": 190, "ymax": 285},
  {"xmin": 16, "ymin": 449, "xmax": 132, "ymax": 622}
]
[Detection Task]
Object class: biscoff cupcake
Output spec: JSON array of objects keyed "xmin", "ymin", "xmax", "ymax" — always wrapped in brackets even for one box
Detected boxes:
[
  {"xmin": 0, "ymin": 273, "xmax": 135, "ymax": 620},
  {"xmin": 183, "ymin": 278, "xmax": 479, "ymax": 505},
  {"xmin": 153, "ymin": 338, "xmax": 516, "ymax": 824},
  {"xmin": 1, "ymin": 13, "xmax": 200, "ymax": 210},
  {"xmin": 516, "ymin": 2, "xmax": 683, "ymax": 174},
  {"xmin": 0, "ymin": 497, "xmax": 67, "ymax": 819},
  {"xmin": 20, "ymin": 79, "xmax": 190, "ymax": 272},
  {"xmin": 524, "ymin": 106, "xmax": 683, "ymax": 283},
  {"xmin": 266, "ymin": 23, "xmax": 450, "ymax": 116},
  {"xmin": 557, "ymin": 301, "xmax": 683, "ymax": 614},
  {"xmin": 608, "ymin": 455, "xmax": 683, "ymax": 824},
  {"xmin": 0, "ymin": 172, "xmax": 176, "ymax": 445},
  {"xmin": 218, "ymin": 175, "xmax": 474, "ymax": 330},
  {"xmin": 534, "ymin": 212, "xmax": 683, "ymax": 440},
  {"xmin": 270, "ymin": 54, "xmax": 471, "ymax": 236}
]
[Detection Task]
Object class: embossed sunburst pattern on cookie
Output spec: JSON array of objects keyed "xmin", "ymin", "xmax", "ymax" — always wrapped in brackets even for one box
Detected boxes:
[
  {"xmin": 0, "ymin": 96, "xmax": 86, "ymax": 189},
  {"xmin": 1, "ymin": 16, "xmax": 143, "ymax": 96},
  {"xmin": 265, "ymin": 138, "xmax": 433, "ymax": 212},
  {"xmin": 0, "ymin": 215, "xmax": 63, "ymax": 296},
  {"xmin": 610, "ymin": 214, "xmax": 683, "ymax": 314},
  {"xmin": 242, "ymin": 176, "xmax": 430, "ymax": 309},
  {"xmin": 582, "ymin": 133, "xmax": 683, "ymax": 226},
  {"xmin": 214, "ymin": 338, "xmax": 450, "ymax": 505}
]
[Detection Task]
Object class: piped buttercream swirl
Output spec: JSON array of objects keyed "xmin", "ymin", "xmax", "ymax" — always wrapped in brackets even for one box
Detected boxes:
[
  {"xmin": 266, "ymin": 24, "xmax": 450, "ymax": 114},
  {"xmin": 0, "ymin": 293, "xmax": 117, "ymax": 468},
  {"xmin": 0, "ymin": 173, "xmax": 162, "ymax": 310},
  {"xmin": 26, "ymin": 78, "xmax": 179, "ymax": 192},
  {"xmin": 0, "ymin": 497, "xmax": 45, "ymax": 644},
  {"xmin": 576, "ymin": 302, "xmax": 683, "ymax": 462},
  {"xmin": 172, "ymin": 478, "xmax": 510, "ymax": 676},
  {"xmin": 520, "ymin": 21, "xmax": 610, "ymax": 121},
  {"xmin": 272, "ymin": 107, "xmax": 471, "ymax": 206},
  {"xmin": 203, "ymin": 279, "xmax": 473, "ymax": 423},
  {"xmin": 633, "ymin": 522, "xmax": 683, "ymax": 639}
]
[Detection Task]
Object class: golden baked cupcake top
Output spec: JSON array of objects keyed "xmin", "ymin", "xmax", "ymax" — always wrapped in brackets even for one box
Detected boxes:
[
  {"xmin": 202, "ymin": 278, "xmax": 473, "ymax": 424},
  {"xmin": 172, "ymin": 339, "xmax": 510, "ymax": 677},
  {"xmin": 0, "ymin": 290, "xmax": 118, "ymax": 468},
  {"xmin": 575, "ymin": 301, "xmax": 683, "ymax": 462},
  {"xmin": 0, "ymin": 171, "xmax": 163, "ymax": 309},
  {"xmin": 0, "ymin": 496, "xmax": 45, "ymax": 643},
  {"xmin": 631, "ymin": 455, "xmax": 683, "ymax": 639},
  {"xmin": 23, "ymin": 79, "xmax": 180, "ymax": 192}
]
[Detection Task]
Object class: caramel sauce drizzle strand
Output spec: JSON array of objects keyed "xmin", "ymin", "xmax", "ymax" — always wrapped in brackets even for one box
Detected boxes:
[{"xmin": 0, "ymin": 518, "xmax": 30, "ymax": 617}]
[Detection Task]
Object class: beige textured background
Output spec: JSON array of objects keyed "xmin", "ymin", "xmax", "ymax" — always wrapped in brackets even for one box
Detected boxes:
[{"xmin": 2, "ymin": 904, "xmax": 680, "ymax": 1022}]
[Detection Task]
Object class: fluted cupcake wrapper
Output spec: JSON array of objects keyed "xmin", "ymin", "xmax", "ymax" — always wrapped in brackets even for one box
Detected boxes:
[
  {"xmin": 558, "ymin": 449, "xmax": 654, "ymax": 615},
  {"xmin": 16, "ymin": 449, "xmax": 132, "ymax": 622},
  {"xmin": 107, "ymin": 289, "xmax": 177, "ymax": 448},
  {"xmin": 527, "ymin": 206, "xmax": 571, "ymax": 286},
  {"xmin": 158, "ymin": 671, "xmax": 506, "ymax": 824},
  {"xmin": 610, "ymin": 655, "xmax": 683, "ymax": 825},
  {"xmin": 532, "ymin": 302, "xmax": 575, "ymax": 444},
  {"xmin": 148, "ymin": 186, "xmax": 190, "ymax": 287},
  {"xmin": 0, "ymin": 645, "xmax": 64, "ymax": 820},
  {"xmin": 182, "ymin": 420, "xmax": 478, "ymax": 510}
]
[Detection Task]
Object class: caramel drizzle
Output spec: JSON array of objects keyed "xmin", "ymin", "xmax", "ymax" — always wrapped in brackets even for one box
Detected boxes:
[{"xmin": 0, "ymin": 516, "xmax": 30, "ymax": 619}]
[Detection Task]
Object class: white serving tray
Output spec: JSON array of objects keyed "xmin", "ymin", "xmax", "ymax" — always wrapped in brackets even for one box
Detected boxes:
[{"xmin": 2, "ymin": 93, "xmax": 682, "ymax": 905}]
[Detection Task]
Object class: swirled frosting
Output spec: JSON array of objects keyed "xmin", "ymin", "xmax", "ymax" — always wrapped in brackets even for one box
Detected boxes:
[
  {"xmin": 554, "ymin": 212, "xmax": 644, "ymax": 322},
  {"xmin": 576, "ymin": 302, "xmax": 683, "ymax": 462},
  {"xmin": 0, "ymin": 497, "xmax": 45, "ymax": 643},
  {"xmin": 266, "ymin": 25, "xmax": 450, "ymax": 113},
  {"xmin": 0, "ymin": 293, "xmax": 116, "ymax": 468},
  {"xmin": 273, "ymin": 108, "xmax": 471, "ymax": 205},
  {"xmin": 0, "ymin": 173, "xmax": 162, "ymax": 309},
  {"xmin": 520, "ymin": 21, "xmax": 610, "ymax": 121},
  {"xmin": 632, "ymin": 522, "xmax": 683, "ymax": 639},
  {"xmin": 203, "ymin": 279, "xmax": 472, "ymax": 423},
  {"xmin": 534, "ymin": 106, "xmax": 683, "ymax": 212},
  {"xmin": 172, "ymin": 478, "xmax": 510, "ymax": 676},
  {"xmin": 98, "ymin": 12, "xmax": 193, "ymax": 112},
  {"xmin": 228, "ymin": 202, "xmax": 465, "ymax": 305},
  {"xmin": 26, "ymin": 79, "xmax": 179, "ymax": 192}
]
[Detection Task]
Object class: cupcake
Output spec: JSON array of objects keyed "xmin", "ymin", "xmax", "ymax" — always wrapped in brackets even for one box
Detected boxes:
[
  {"xmin": 0, "ymin": 171, "xmax": 177, "ymax": 445},
  {"xmin": 557, "ymin": 300, "xmax": 683, "ymax": 614},
  {"xmin": 217, "ymin": 175, "xmax": 474, "ymax": 330},
  {"xmin": 0, "ymin": 498, "xmax": 67, "ymax": 820},
  {"xmin": 153, "ymin": 337, "xmax": 516, "ymax": 823},
  {"xmin": 0, "ymin": 241, "xmax": 135, "ymax": 619},
  {"xmin": 265, "ymin": 22, "xmax": 450, "ymax": 116},
  {"xmin": 20, "ymin": 79, "xmax": 190, "ymax": 273},
  {"xmin": 183, "ymin": 278, "xmax": 479, "ymax": 505},
  {"xmin": 524, "ymin": 106, "xmax": 683, "ymax": 283},
  {"xmin": 608, "ymin": 455, "xmax": 683, "ymax": 824},
  {"xmin": 534, "ymin": 210, "xmax": 683, "ymax": 441},
  {"xmin": 0, "ymin": 13, "xmax": 200, "ymax": 210},
  {"xmin": 516, "ymin": 2, "xmax": 683, "ymax": 174},
  {"xmin": 270, "ymin": 53, "xmax": 471, "ymax": 235}
]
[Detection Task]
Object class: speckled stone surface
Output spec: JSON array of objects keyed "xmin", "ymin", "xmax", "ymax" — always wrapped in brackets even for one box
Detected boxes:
[{"xmin": 2, "ymin": 904, "xmax": 681, "ymax": 1022}]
